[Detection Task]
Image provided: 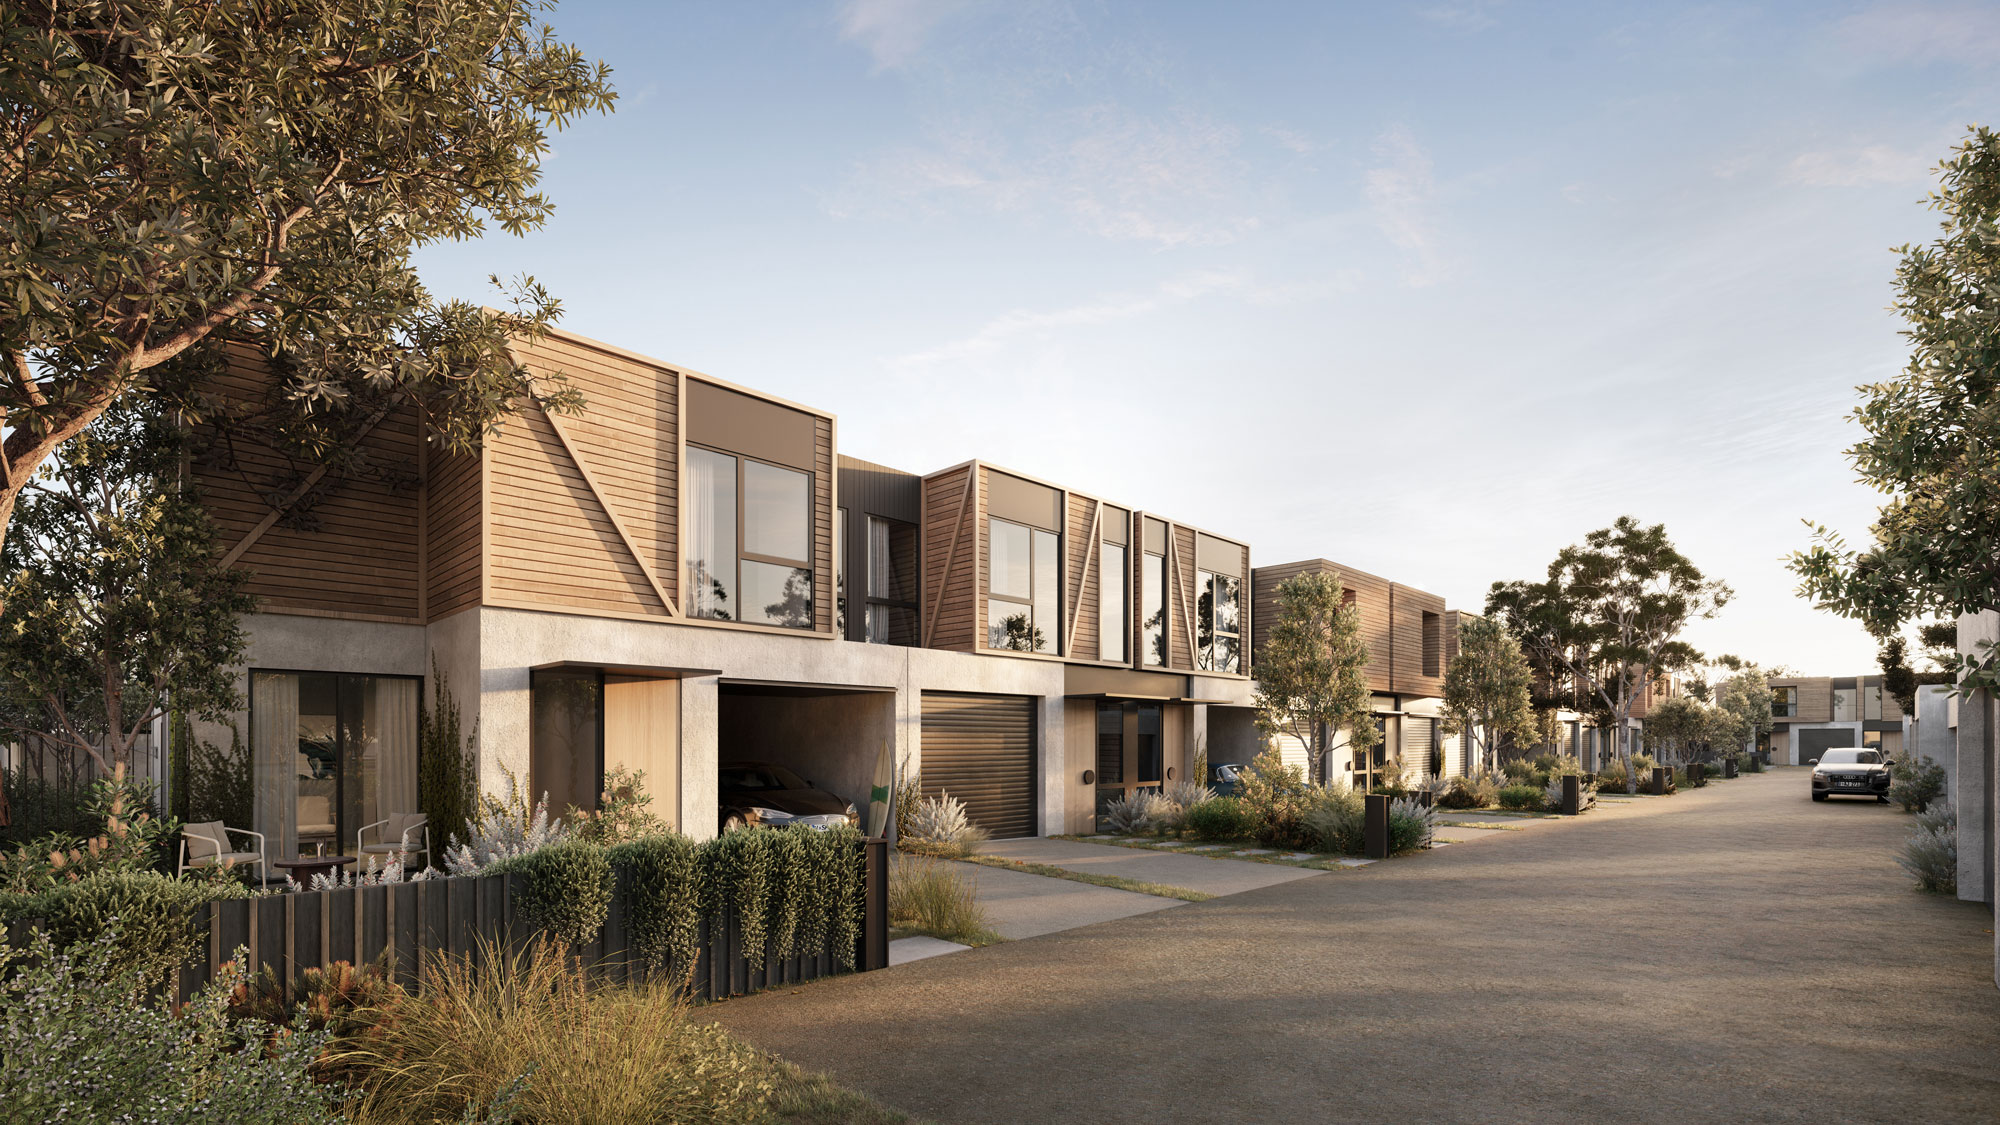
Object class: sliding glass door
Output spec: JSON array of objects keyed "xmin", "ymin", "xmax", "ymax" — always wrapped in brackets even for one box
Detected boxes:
[{"xmin": 251, "ymin": 672, "xmax": 420, "ymax": 859}]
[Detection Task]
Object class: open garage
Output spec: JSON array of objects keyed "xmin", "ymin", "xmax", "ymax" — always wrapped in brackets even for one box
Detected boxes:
[{"xmin": 716, "ymin": 682, "xmax": 896, "ymax": 836}]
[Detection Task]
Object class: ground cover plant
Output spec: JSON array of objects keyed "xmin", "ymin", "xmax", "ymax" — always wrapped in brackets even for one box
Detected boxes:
[
  {"xmin": 888, "ymin": 854, "xmax": 1001, "ymax": 946},
  {"xmin": 899, "ymin": 792, "xmax": 989, "ymax": 859},
  {"xmin": 1890, "ymin": 754, "xmax": 1948, "ymax": 813}
]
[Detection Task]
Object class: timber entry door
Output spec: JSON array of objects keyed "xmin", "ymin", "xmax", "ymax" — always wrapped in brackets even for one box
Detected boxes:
[{"xmin": 1094, "ymin": 701, "xmax": 1164, "ymax": 830}]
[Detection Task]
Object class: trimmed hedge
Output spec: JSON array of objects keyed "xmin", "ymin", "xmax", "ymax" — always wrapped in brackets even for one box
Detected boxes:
[
  {"xmin": 607, "ymin": 834, "xmax": 703, "ymax": 977},
  {"xmin": 0, "ymin": 870, "xmax": 252, "ymax": 983},
  {"xmin": 497, "ymin": 839, "xmax": 615, "ymax": 948}
]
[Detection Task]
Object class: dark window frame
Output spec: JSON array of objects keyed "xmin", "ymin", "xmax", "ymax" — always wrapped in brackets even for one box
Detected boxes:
[
  {"xmin": 686, "ymin": 441, "xmax": 816, "ymax": 629},
  {"xmin": 864, "ymin": 514, "xmax": 920, "ymax": 645},
  {"xmin": 986, "ymin": 515, "xmax": 1061, "ymax": 654}
]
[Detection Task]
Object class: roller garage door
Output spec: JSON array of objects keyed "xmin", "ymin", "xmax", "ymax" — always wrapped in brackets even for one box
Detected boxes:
[{"xmin": 920, "ymin": 692, "xmax": 1037, "ymax": 838}]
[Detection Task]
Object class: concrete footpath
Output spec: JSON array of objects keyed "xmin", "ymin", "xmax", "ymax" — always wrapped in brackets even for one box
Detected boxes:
[
  {"xmin": 980, "ymin": 836, "xmax": 1327, "ymax": 896},
  {"xmin": 713, "ymin": 770, "xmax": 2000, "ymax": 1125}
]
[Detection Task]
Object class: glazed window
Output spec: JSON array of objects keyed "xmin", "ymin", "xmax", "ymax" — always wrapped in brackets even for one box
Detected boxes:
[
  {"xmin": 1099, "ymin": 541, "xmax": 1127, "ymax": 663},
  {"xmin": 988, "ymin": 517, "xmax": 1059, "ymax": 653},
  {"xmin": 686, "ymin": 447, "xmax": 814, "ymax": 628},
  {"xmin": 1197, "ymin": 570, "xmax": 1242, "ymax": 673},
  {"xmin": 865, "ymin": 515, "xmax": 919, "ymax": 645},
  {"xmin": 1142, "ymin": 551, "xmax": 1167, "ymax": 667}
]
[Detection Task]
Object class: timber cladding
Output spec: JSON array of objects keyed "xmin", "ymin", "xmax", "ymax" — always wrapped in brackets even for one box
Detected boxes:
[
  {"xmin": 917, "ymin": 460, "xmax": 1252, "ymax": 674},
  {"xmin": 1250, "ymin": 558, "xmax": 1447, "ymax": 697},
  {"xmin": 199, "ymin": 342, "xmax": 424, "ymax": 623}
]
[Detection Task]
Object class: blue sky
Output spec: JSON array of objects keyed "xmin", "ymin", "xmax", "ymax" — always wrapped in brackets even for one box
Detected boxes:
[{"xmin": 412, "ymin": 1, "xmax": 2000, "ymax": 677}]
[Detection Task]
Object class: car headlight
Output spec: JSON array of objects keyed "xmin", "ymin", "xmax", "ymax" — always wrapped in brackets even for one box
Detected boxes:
[{"xmin": 746, "ymin": 807, "xmax": 795, "ymax": 825}]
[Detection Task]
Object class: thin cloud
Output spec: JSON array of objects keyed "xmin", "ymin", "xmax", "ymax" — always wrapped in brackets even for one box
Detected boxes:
[
  {"xmin": 1834, "ymin": 2, "xmax": 2000, "ymax": 65},
  {"xmin": 1365, "ymin": 125, "xmax": 1450, "ymax": 285},
  {"xmin": 890, "ymin": 269, "xmax": 1246, "ymax": 370},
  {"xmin": 837, "ymin": 0, "xmax": 968, "ymax": 71},
  {"xmin": 1787, "ymin": 145, "xmax": 1932, "ymax": 187},
  {"xmin": 1420, "ymin": 1, "xmax": 1504, "ymax": 32}
]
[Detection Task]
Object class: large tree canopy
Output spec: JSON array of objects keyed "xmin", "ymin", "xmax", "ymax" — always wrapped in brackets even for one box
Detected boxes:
[
  {"xmin": 1490, "ymin": 517, "xmax": 1730, "ymax": 793},
  {"xmin": 0, "ymin": 0, "xmax": 614, "ymax": 546},
  {"xmin": 1791, "ymin": 127, "xmax": 2000, "ymax": 672},
  {"xmin": 1440, "ymin": 614, "xmax": 1536, "ymax": 774}
]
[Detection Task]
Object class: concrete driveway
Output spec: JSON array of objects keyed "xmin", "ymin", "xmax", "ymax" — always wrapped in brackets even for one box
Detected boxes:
[{"xmin": 711, "ymin": 770, "xmax": 2000, "ymax": 1124}]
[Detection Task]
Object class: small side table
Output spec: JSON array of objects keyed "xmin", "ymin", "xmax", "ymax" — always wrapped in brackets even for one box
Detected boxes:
[{"xmin": 274, "ymin": 854, "xmax": 357, "ymax": 886}]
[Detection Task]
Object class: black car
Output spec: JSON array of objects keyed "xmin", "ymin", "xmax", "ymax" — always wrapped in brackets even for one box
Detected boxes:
[
  {"xmin": 1211, "ymin": 763, "xmax": 1249, "ymax": 796},
  {"xmin": 718, "ymin": 761, "xmax": 858, "ymax": 833},
  {"xmin": 1809, "ymin": 748, "xmax": 1892, "ymax": 803}
]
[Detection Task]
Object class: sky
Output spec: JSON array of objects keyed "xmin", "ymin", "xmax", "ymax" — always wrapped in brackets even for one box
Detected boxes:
[{"xmin": 410, "ymin": 0, "xmax": 2000, "ymax": 678}]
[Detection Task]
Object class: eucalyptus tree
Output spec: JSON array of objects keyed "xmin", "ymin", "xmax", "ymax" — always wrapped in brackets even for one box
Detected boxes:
[
  {"xmin": 0, "ymin": 1, "xmax": 615, "ymax": 552},
  {"xmin": 1440, "ymin": 615, "xmax": 1537, "ymax": 774},
  {"xmin": 1254, "ymin": 571, "xmax": 1378, "ymax": 784},
  {"xmin": 1490, "ymin": 517, "xmax": 1731, "ymax": 793},
  {"xmin": 1791, "ymin": 127, "xmax": 2000, "ymax": 696}
]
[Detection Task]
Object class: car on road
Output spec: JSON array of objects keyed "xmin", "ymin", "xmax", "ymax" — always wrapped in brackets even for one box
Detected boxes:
[
  {"xmin": 718, "ymin": 761, "xmax": 859, "ymax": 833},
  {"xmin": 1809, "ymin": 748, "xmax": 1892, "ymax": 803}
]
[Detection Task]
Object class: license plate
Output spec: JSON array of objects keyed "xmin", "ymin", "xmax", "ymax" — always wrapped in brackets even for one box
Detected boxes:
[{"xmin": 1838, "ymin": 781, "xmax": 1862, "ymax": 788}]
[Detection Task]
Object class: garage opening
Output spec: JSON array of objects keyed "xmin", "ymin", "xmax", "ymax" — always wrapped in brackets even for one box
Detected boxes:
[
  {"xmin": 716, "ymin": 682, "xmax": 894, "ymax": 836},
  {"xmin": 1798, "ymin": 727, "xmax": 1858, "ymax": 764},
  {"xmin": 920, "ymin": 692, "xmax": 1036, "ymax": 839}
]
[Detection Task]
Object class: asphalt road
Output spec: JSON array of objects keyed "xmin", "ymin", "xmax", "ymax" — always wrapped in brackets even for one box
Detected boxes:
[{"xmin": 711, "ymin": 770, "xmax": 2000, "ymax": 1124}]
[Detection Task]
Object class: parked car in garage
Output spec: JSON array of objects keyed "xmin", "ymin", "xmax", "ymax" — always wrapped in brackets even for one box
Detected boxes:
[
  {"xmin": 1809, "ymin": 748, "xmax": 1892, "ymax": 803},
  {"xmin": 718, "ymin": 762, "xmax": 859, "ymax": 832}
]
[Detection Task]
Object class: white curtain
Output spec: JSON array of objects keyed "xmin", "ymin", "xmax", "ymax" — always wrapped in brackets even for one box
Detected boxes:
[
  {"xmin": 364, "ymin": 678, "xmax": 420, "ymax": 835},
  {"xmin": 867, "ymin": 516, "xmax": 890, "ymax": 598},
  {"xmin": 686, "ymin": 449, "xmax": 726, "ymax": 618},
  {"xmin": 251, "ymin": 672, "xmax": 300, "ymax": 859}
]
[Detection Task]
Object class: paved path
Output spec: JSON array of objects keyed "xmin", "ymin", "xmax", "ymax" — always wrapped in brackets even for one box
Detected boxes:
[
  {"xmin": 712, "ymin": 770, "xmax": 2000, "ymax": 1123},
  {"xmin": 945, "ymin": 859, "xmax": 1183, "ymax": 941},
  {"xmin": 980, "ymin": 836, "xmax": 1327, "ymax": 896}
]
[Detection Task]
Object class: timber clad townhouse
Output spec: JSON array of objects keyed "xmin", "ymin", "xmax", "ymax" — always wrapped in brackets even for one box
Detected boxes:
[{"xmin": 193, "ymin": 325, "xmax": 1312, "ymax": 849}]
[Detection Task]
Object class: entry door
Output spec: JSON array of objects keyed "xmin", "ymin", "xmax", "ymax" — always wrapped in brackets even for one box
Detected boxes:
[{"xmin": 1094, "ymin": 701, "xmax": 1163, "ymax": 829}]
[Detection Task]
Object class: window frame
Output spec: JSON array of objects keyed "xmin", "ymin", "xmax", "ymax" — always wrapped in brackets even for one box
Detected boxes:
[
  {"xmin": 864, "ymin": 514, "xmax": 920, "ymax": 645},
  {"xmin": 1141, "ymin": 549, "xmax": 1168, "ymax": 668},
  {"xmin": 986, "ymin": 515, "xmax": 1061, "ymax": 654},
  {"xmin": 1099, "ymin": 539, "xmax": 1127, "ymax": 664},
  {"xmin": 1195, "ymin": 569, "xmax": 1242, "ymax": 673},
  {"xmin": 685, "ymin": 442, "xmax": 816, "ymax": 629}
]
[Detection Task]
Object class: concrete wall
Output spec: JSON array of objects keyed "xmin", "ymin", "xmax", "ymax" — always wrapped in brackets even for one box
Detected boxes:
[
  {"xmin": 200, "ymin": 611, "xmax": 429, "ymax": 754},
  {"xmin": 1206, "ymin": 706, "xmax": 1263, "ymax": 771}
]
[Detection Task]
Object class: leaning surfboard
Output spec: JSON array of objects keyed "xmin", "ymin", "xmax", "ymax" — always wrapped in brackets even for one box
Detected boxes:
[{"xmin": 866, "ymin": 738, "xmax": 894, "ymax": 838}]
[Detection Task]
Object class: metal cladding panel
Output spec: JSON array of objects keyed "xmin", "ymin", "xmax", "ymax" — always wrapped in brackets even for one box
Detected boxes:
[{"xmin": 920, "ymin": 692, "xmax": 1038, "ymax": 839}]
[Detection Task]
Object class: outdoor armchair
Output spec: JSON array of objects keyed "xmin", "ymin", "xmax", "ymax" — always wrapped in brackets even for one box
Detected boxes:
[
  {"xmin": 357, "ymin": 812, "xmax": 428, "ymax": 868},
  {"xmin": 179, "ymin": 821, "xmax": 266, "ymax": 883}
]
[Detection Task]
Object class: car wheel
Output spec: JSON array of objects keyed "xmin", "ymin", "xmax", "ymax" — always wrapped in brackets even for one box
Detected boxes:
[
  {"xmin": 1811, "ymin": 793, "xmax": 1827, "ymax": 802},
  {"xmin": 721, "ymin": 813, "xmax": 747, "ymax": 833}
]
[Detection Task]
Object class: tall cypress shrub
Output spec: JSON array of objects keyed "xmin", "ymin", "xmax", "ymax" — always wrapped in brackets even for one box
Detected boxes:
[{"xmin": 420, "ymin": 662, "xmax": 478, "ymax": 854}]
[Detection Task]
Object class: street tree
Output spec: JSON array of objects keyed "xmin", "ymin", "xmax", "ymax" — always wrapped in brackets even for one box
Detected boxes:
[
  {"xmin": 0, "ymin": 1, "xmax": 616, "ymax": 552},
  {"xmin": 1440, "ymin": 615, "xmax": 1537, "ymax": 774},
  {"xmin": 0, "ymin": 403, "xmax": 254, "ymax": 780},
  {"xmin": 1790, "ymin": 127, "xmax": 2000, "ymax": 694},
  {"xmin": 1253, "ymin": 571, "xmax": 1378, "ymax": 784},
  {"xmin": 1711, "ymin": 666, "xmax": 1776, "ymax": 757},
  {"xmin": 1642, "ymin": 695, "xmax": 1711, "ymax": 768},
  {"xmin": 1490, "ymin": 517, "xmax": 1731, "ymax": 793}
]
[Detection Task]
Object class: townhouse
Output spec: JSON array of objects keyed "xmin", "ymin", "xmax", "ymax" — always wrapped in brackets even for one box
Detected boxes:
[
  {"xmin": 192, "ymin": 326, "xmax": 1256, "ymax": 850},
  {"xmin": 1766, "ymin": 673, "xmax": 1907, "ymax": 764},
  {"xmin": 1248, "ymin": 559, "xmax": 1465, "ymax": 784}
]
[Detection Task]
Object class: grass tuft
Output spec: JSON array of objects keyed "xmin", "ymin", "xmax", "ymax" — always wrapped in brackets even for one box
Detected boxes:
[{"xmin": 889, "ymin": 854, "xmax": 1003, "ymax": 946}]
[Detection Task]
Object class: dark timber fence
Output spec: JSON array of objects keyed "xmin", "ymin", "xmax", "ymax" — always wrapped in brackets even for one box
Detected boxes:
[{"xmin": 7, "ymin": 837, "xmax": 890, "ymax": 1005}]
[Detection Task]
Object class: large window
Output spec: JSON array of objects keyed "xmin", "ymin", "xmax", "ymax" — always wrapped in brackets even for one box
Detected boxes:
[
  {"xmin": 1142, "ymin": 550, "xmax": 1167, "ymax": 667},
  {"xmin": 1099, "ymin": 540, "xmax": 1127, "ymax": 663},
  {"xmin": 250, "ymin": 672, "xmax": 419, "ymax": 859},
  {"xmin": 1196, "ymin": 570, "xmax": 1242, "ymax": 673},
  {"xmin": 866, "ymin": 515, "xmax": 919, "ymax": 645},
  {"xmin": 686, "ymin": 447, "xmax": 814, "ymax": 628},
  {"xmin": 987, "ymin": 517, "xmax": 1059, "ymax": 653},
  {"xmin": 1772, "ymin": 686, "xmax": 1798, "ymax": 717},
  {"xmin": 1833, "ymin": 686, "xmax": 1857, "ymax": 722},
  {"xmin": 531, "ymin": 668, "xmax": 603, "ymax": 816},
  {"xmin": 835, "ymin": 508, "xmax": 847, "ymax": 636}
]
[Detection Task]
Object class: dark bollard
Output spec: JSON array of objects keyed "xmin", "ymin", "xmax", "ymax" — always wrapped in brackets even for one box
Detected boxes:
[
  {"xmin": 1689, "ymin": 762, "xmax": 1706, "ymax": 785},
  {"xmin": 1561, "ymin": 774, "xmax": 1581, "ymax": 815},
  {"xmin": 1364, "ymin": 793, "xmax": 1391, "ymax": 860},
  {"xmin": 1723, "ymin": 758, "xmax": 1738, "ymax": 779},
  {"xmin": 1416, "ymin": 789, "xmax": 1435, "ymax": 809},
  {"xmin": 1651, "ymin": 766, "xmax": 1668, "ymax": 795}
]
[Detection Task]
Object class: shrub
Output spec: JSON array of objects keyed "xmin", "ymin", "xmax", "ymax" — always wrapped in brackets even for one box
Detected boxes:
[
  {"xmin": 1102, "ymin": 790, "xmax": 1173, "ymax": 835},
  {"xmin": 1596, "ymin": 761, "xmax": 1630, "ymax": 790},
  {"xmin": 1302, "ymin": 788, "xmax": 1366, "ymax": 855},
  {"xmin": 444, "ymin": 777, "xmax": 569, "ymax": 875},
  {"xmin": 1437, "ymin": 775, "xmax": 1493, "ymax": 809},
  {"xmin": 418, "ymin": 661, "xmax": 479, "ymax": 861},
  {"xmin": 568, "ymin": 765, "xmax": 669, "ymax": 847},
  {"xmin": 888, "ymin": 854, "xmax": 997, "ymax": 946},
  {"xmin": 501, "ymin": 839, "xmax": 613, "ymax": 948},
  {"xmin": 608, "ymin": 834, "xmax": 703, "ymax": 978},
  {"xmin": 1235, "ymin": 749, "xmax": 1315, "ymax": 848},
  {"xmin": 1497, "ymin": 784, "xmax": 1545, "ymax": 810},
  {"xmin": 178, "ymin": 720, "xmax": 254, "ymax": 830},
  {"xmin": 1183, "ymin": 796, "xmax": 1256, "ymax": 841},
  {"xmin": 1890, "ymin": 754, "xmax": 1948, "ymax": 813},
  {"xmin": 1542, "ymin": 777, "xmax": 1598, "ymax": 813},
  {"xmin": 1388, "ymin": 797, "xmax": 1433, "ymax": 854},
  {"xmin": 892, "ymin": 762, "xmax": 922, "ymax": 841},
  {"xmin": 336, "ymin": 938, "xmax": 771, "ymax": 1125},
  {"xmin": 900, "ymin": 792, "xmax": 989, "ymax": 858},
  {"xmin": 0, "ymin": 768, "xmax": 96, "ymax": 847},
  {"xmin": 0, "ymin": 925, "xmax": 338, "ymax": 1124},
  {"xmin": 1164, "ymin": 780, "xmax": 1214, "ymax": 808},
  {"xmin": 1, "ymin": 869, "xmax": 253, "ymax": 985},
  {"xmin": 1897, "ymin": 805, "xmax": 1957, "ymax": 894}
]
